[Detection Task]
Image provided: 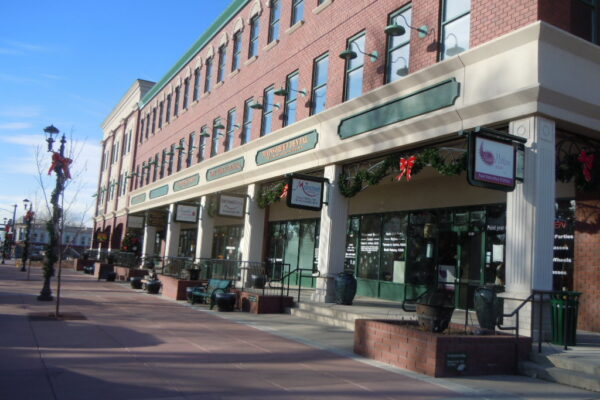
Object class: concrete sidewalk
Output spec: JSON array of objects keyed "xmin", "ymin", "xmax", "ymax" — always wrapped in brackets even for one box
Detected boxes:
[{"xmin": 0, "ymin": 262, "xmax": 598, "ymax": 400}]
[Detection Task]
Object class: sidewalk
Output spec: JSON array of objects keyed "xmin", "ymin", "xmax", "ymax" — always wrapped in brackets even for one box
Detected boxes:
[{"xmin": 0, "ymin": 262, "xmax": 598, "ymax": 400}]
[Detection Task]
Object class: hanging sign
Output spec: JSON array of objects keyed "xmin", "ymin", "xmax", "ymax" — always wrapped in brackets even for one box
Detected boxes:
[
  {"xmin": 466, "ymin": 127, "xmax": 526, "ymax": 192},
  {"xmin": 175, "ymin": 204, "xmax": 199, "ymax": 223},
  {"xmin": 286, "ymin": 174, "xmax": 327, "ymax": 211},
  {"xmin": 127, "ymin": 216, "xmax": 144, "ymax": 229},
  {"xmin": 217, "ymin": 194, "xmax": 246, "ymax": 218}
]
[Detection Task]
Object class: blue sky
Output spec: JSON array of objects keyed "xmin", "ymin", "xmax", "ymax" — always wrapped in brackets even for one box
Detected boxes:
[{"xmin": 0, "ymin": 1, "xmax": 230, "ymax": 226}]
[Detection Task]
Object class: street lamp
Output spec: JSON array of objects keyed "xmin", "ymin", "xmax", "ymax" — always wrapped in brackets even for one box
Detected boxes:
[
  {"xmin": 0, "ymin": 204, "xmax": 17, "ymax": 264},
  {"xmin": 38, "ymin": 125, "xmax": 71, "ymax": 302},
  {"xmin": 21, "ymin": 199, "xmax": 34, "ymax": 272}
]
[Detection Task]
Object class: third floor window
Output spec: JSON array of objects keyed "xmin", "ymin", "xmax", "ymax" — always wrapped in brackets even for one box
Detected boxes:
[
  {"xmin": 311, "ymin": 54, "xmax": 329, "ymax": 115},
  {"xmin": 269, "ymin": 0, "xmax": 281, "ymax": 43},
  {"xmin": 441, "ymin": 0, "xmax": 471, "ymax": 60},
  {"xmin": 217, "ymin": 45, "xmax": 227, "ymax": 83},
  {"xmin": 249, "ymin": 15, "xmax": 260, "ymax": 58},
  {"xmin": 205, "ymin": 57, "xmax": 213, "ymax": 93},
  {"xmin": 232, "ymin": 31, "xmax": 242, "ymax": 71},
  {"xmin": 387, "ymin": 6, "xmax": 412, "ymax": 83}
]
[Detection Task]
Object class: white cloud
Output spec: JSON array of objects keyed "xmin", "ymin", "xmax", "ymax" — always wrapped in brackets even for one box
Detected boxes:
[
  {"xmin": 0, "ymin": 133, "xmax": 44, "ymax": 146},
  {"xmin": 0, "ymin": 122, "xmax": 33, "ymax": 130},
  {"xmin": 0, "ymin": 106, "xmax": 41, "ymax": 118},
  {"xmin": 41, "ymin": 73, "xmax": 65, "ymax": 80}
]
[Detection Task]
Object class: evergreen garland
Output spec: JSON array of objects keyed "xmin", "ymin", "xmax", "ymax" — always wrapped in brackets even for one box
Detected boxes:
[
  {"xmin": 258, "ymin": 182, "xmax": 287, "ymax": 208},
  {"xmin": 339, "ymin": 148, "xmax": 468, "ymax": 198}
]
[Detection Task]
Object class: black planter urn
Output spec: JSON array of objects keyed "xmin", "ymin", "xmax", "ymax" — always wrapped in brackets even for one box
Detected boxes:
[
  {"xmin": 130, "ymin": 277, "xmax": 143, "ymax": 289},
  {"xmin": 146, "ymin": 280, "xmax": 161, "ymax": 294},
  {"xmin": 415, "ymin": 288, "xmax": 455, "ymax": 333},
  {"xmin": 335, "ymin": 272, "xmax": 357, "ymax": 305}
]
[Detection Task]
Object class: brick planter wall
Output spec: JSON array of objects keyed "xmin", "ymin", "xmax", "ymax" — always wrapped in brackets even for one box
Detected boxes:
[
  {"xmin": 114, "ymin": 266, "xmax": 148, "ymax": 282},
  {"xmin": 354, "ymin": 320, "xmax": 531, "ymax": 377},
  {"xmin": 159, "ymin": 274, "xmax": 204, "ymax": 301},
  {"xmin": 93, "ymin": 262, "xmax": 114, "ymax": 280},
  {"xmin": 239, "ymin": 291, "xmax": 294, "ymax": 314}
]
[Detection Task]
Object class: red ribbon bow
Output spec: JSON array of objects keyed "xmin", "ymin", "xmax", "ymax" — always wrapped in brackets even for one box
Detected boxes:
[
  {"xmin": 280, "ymin": 184, "xmax": 289, "ymax": 199},
  {"xmin": 396, "ymin": 156, "xmax": 417, "ymax": 181},
  {"xmin": 48, "ymin": 152, "xmax": 72, "ymax": 180},
  {"xmin": 578, "ymin": 150, "xmax": 594, "ymax": 182}
]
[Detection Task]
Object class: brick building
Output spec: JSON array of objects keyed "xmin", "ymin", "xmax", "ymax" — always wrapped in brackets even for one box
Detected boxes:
[{"xmin": 94, "ymin": 0, "xmax": 600, "ymax": 333}]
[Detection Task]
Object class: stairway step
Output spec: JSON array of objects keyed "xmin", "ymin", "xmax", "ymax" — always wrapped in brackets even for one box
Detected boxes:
[
  {"xmin": 289, "ymin": 308, "xmax": 356, "ymax": 331},
  {"xmin": 520, "ymin": 361, "xmax": 600, "ymax": 392},
  {"xmin": 530, "ymin": 349, "xmax": 600, "ymax": 376}
]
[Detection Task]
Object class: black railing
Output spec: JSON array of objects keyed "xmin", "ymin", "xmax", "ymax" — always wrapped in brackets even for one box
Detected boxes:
[{"xmin": 268, "ymin": 267, "xmax": 320, "ymax": 303}]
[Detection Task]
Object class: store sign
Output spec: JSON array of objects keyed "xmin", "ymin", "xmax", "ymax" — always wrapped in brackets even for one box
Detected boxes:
[
  {"xmin": 175, "ymin": 204, "xmax": 198, "ymax": 223},
  {"xmin": 467, "ymin": 129, "xmax": 519, "ymax": 192},
  {"xmin": 255, "ymin": 131, "xmax": 318, "ymax": 165},
  {"xmin": 149, "ymin": 185, "xmax": 169, "ymax": 199},
  {"xmin": 130, "ymin": 193, "xmax": 146, "ymax": 206},
  {"xmin": 127, "ymin": 216, "xmax": 144, "ymax": 229},
  {"xmin": 218, "ymin": 194, "xmax": 246, "ymax": 218},
  {"xmin": 286, "ymin": 174, "xmax": 326, "ymax": 211},
  {"xmin": 553, "ymin": 218, "xmax": 574, "ymax": 290},
  {"xmin": 173, "ymin": 174, "xmax": 200, "ymax": 192},
  {"xmin": 206, "ymin": 157, "xmax": 245, "ymax": 182}
]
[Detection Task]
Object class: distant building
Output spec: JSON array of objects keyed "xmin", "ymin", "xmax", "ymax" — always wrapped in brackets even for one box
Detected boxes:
[{"xmin": 14, "ymin": 222, "xmax": 93, "ymax": 258}]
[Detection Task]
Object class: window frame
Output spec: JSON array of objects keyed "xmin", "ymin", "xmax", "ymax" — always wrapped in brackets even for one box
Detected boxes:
[
  {"xmin": 193, "ymin": 67, "xmax": 201, "ymax": 101},
  {"xmin": 268, "ymin": 0, "xmax": 282, "ymax": 43},
  {"xmin": 217, "ymin": 44, "xmax": 227, "ymax": 83},
  {"xmin": 211, "ymin": 118, "xmax": 222, "ymax": 157},
  {"xmin": 310, "ymin": 53, "xmax": 329, "ymax": 115},
  {"xmin": 198, "ymin": 127, "xmax": 208, "ymax": 162},
  {"xmin": 165, "ymin": 94, "xmax": 172, "ymax": 123},
  {"xmin": 386, "ymin": 6, "xmax": 412, "ymax": 83},
  {"xmin": 440, "ymin": 0, "xmax": 471, "ymax": 60},
  {"xmin": 231, "ymin": 31, "xmax": 242, "ymax": 71},
  {"xmin": 241, "ymin": 98, "xmax": 254, "ymax": 144},
  {"xmin": 176, "ymin": 138, "xmax": 185, "ymax": 172},
  {"xmin": 343, "ymin": 32, "xmax": 366, "ymax": 102},
  {"xmin": 225, "ymin": 108, "xmax": 237, "ymax": 152},
  {"xmin": 249, "ymin": 15, "xmax": 260, "ymax": 58},
  {"xmin": 183, "ymin": 77, "xmax": 190, "ymax": 110},
  {"xmin": 260, "ymin": 86, "xmax": 276, "ymax": 136},
  {"xmin": 204, "ymin": 57, "xmax": 213, "ymax": 93},
  {"xmin": 283, "ymin": 71, "xmax": 300, "ymax": 127},
  {"xmin": 291, "ymin": 0, "xmax": 304, "ymax": 26},
  {"xmin": 173, "ymin": 86, "xmax": 180, "ymax": 117},
  {"xmin": 187, "ymin": 132, "xmax": 196, "ymax": 167}
]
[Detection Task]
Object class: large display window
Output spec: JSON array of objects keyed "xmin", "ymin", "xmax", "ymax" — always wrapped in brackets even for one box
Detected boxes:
[{"xmin": 212, "ymin": 225, "xmax": 243, "ymax": 260}]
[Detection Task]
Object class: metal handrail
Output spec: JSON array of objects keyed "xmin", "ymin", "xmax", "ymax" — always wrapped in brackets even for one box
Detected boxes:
[{"xmin": 268, "ymin": 267, "xmax": 320, "ymax": 303}]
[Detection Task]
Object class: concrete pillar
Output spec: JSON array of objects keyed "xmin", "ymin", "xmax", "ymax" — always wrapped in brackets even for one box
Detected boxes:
[
  {"xmin": 164, "ymin": 203, "xmax": 181, "ymax": 259},
  {"xmin": 504, "ymin": 116, "xmax": 555, "ymax": 336},
  {"xmin": 312, "ymin": 164, "xmax": 349, "ymax": 303},
  {"xmin": 194, "ymin": 196, "xmax": 215, "ymax": 260},
  {"xmin": 239, "ymin": 184, "xmax": 266, "ymax": 286},
  {"xmin": 142, "ymin": 216, "xmax": 157, "ymax": 260}
]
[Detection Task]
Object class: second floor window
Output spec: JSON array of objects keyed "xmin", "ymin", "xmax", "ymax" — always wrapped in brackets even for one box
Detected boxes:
[
  {"xmin": 261, "ymin": 86, "xmax": 276, "ymax": 136},
  {"xmin": 199, "ymin": 127, "xmax": 208, "ymax": 162},
  {"xmin": 174, "ymin": 86, "xmax": 180, "ymax": 116},
  {"xmin": 211, "ymin": 118, "xmax": 223, "ymax": 157},
  {"xmin": 187, "ymin": 132, "xmax": 196, "ymax": 167},
  {"xmin": 193, "ymin": 67, "xmax": 201, "ymax": 101},
  {"xmin": 205, "ymin": 57, "xmax": 213, "ymax": 93},
  {"xmin": 311, "ymin": 54, "xmax": 329, "ymax": 115},
  {"xmin": 166, "ymin": 94, "xmax": 172, "ymax": 123},
  {"xmin": 249, "ymin": 15, "xmax": 260, "ymax": 58},
  {"xmin": 269, "ymin": 0, "xmax": 281, "ymax": 43},
  {"xmin": 571, "ymin": 0, "xmax": 599, "ymax": 43},
  {"xmin": 176, "ymin": 139, "xmax": 185, "ymax": 171},
  {"xmin": 153, "ymin": 154, "xmax": 159, "ymax": 181},
  {"xmin": 441, "ymin": 0, "xmax": 471, "ymax": 60},
  {"xmin": 387, "ymin": 7, "xmax": 412, "ymax": 82},
  {"xmin": 183, "ymin": 77, "xmax": 190, "ymax": 109},
  {"xmin": 344, "ymin": 33, "xmax": 365, "ymax": 101},
  {"xmin": 217, "ymin": 45, "xmax": 227, "ymax": 83},
  {"xmin": 160, "ymin": 149, "xmax": 166, "ymax": 179},
  {"xmin": 242, "ymin": 98, "xmax": 254, "ymax": 144},
  {"xmin": 168, "ymin": 144, "xmax": 175, "ymax": 175},
  {"xmin": 284, "ymin": 72, "xmax": 299, "ymax": 126},
  {"xmin": 232, "ymin": 31, "xmax": 242, "ymax": 71},
  {"xmin": 291, "ymin": 0, "xmax": 304, "ymax": 26},
  {"xmin": 225, "ymin": 108, "xmax": 237, "ymax": 152}
]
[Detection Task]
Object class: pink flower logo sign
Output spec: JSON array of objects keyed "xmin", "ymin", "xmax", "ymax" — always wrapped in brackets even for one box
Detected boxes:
[{"xmin": 474, "ymin": 137, "xmax": 514, "ymax": 186}]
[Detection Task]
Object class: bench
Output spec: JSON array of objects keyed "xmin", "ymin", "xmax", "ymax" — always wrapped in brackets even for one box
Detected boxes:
[{"xmin": 189, "ymin": 279, "xmax": 232, "ymax": 309}]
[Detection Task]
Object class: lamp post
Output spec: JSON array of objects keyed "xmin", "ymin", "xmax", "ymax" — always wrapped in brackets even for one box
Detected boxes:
[
  {"xmin": 38, "ymin": 125, "xmax": 70, "ymax": 302},
  {"xmin": 21, "ymin": 199, "xmax": 34, "ymax": 272},
  {"xmin": 1, "ymin": 217, "xmax": 6, "ymax": 264},
  {"xmin": 0, "ymin": 204, "xmax": 17, "ymax": 264}
]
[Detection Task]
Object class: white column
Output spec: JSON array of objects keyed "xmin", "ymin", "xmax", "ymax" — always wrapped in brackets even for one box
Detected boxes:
[
  {"xmin": 142, "ymin": 217, "xmax": 157, "ymax": 259},
  {"xmin": 194, "ymin": 196, "xmax": 215, "ymax": 260},
  {"xmin": 504, "ymin": 116, "xmax": 555, "ymax": 336},
  {"xmin": 164, "ymin": 203, "xmax": 181, "ymax": 259},
  {"xmin": 312, "ymin": 164, "xmax": 349, "ymax": 303},
  {"xmin": 240, "ymin": 184, "xmax": 265, "ymax": 262}
]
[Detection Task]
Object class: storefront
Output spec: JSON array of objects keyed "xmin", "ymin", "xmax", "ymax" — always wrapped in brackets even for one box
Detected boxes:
[{"xmin": 212, "ymin": 225, "xmax": 243, "ymax": 260}]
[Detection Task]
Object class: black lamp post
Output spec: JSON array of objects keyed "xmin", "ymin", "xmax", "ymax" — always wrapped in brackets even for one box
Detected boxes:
[
  {"xmin": 21, "ymin": 199, "xmax": 34, "ymax": 272},
  {"xmin": 38, "ymin": 125, "xmax": 70, "ymax": 302}
]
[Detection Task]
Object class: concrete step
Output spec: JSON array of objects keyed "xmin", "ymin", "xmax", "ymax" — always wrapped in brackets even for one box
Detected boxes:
[
  {"xmin": 529, "ymin": 349, "xmax": 600, "ymax": 379},
  {"xmin": 520, "ymin": 360, "xmax": 600, "ymax": 392},
  {"xmin": 288, "ymin": 308, "xmax": 357, "ymax": 331}
]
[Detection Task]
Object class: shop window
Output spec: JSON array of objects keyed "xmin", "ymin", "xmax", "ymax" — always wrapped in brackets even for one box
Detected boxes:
[
  {"xmin": 193, "ymin": 67, "xmax": 201, "ymax": 101},
  {"xmin": 242, "ymin": 98, "xmax": 254, "ymax": 144},
  {"xmin": 178, "ymin": 229, "xmax": 197, "ymax": 258},
  {"xmin": 572, "ymin": 0, "xmax": 599, "ymax": 43},
  {"xmin": 217, "ymin": 44, "xmax": 227, "ymax": 83},
  {"xmin": 249, "ymin": 15, "xmax": 260, "ymax": 58},
  {"xmin": 268, "ymin": 0, "xmax": 281, "ymax": 43},
  {"xmin": 260, "ymin": 86, "xmax": 276, "ymax": 136},
  {"xmin": 386, "ymin": 6, "xmax": 411, "ymax": 83},
  {"xmin": 232, "ymin": 31, "xmax": 242, "ymax": 71},
  {"xmin": 311, "ymin": 53, "xmax": 329, "ymax": 115},
  {"xmin": 204, "ymin": 57, "xmax": 213, "ymax": 93},
  {"xmin": 283, "ymin": 71, "xmax": 299, "ymax": 126},
  {"xmin": 291, "ymin": 0, "xmax": 304, "ymax": 26},
  {"xmin": 212, "ymin": 225, "xmax": 244, "ymax": 260},
  {"xmin": 225, "ymin": 108, "xmax": 236, "ymax": 151},
  {"xmin": 344, "ymin": 33, "xmax": 366, "ymax": 101},
  {"xmin": 441, "ymin": 0, "xmax": 471, "ymax": 60}
]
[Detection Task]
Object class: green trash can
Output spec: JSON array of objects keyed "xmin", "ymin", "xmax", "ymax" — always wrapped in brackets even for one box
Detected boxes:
[{"xmin": 550, "ymin": 291, "xmax": 581, "ymax": 346}]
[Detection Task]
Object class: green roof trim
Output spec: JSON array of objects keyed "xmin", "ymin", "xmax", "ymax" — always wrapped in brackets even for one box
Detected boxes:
[{"xmin": 140, "ymin": 0, "xmax": 250, "ymax": 107}]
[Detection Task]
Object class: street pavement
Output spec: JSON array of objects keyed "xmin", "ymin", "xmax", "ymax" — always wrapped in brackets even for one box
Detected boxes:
[{"xmin": 1, "ymin": 261, "xmax": 598, "ymax": 400}]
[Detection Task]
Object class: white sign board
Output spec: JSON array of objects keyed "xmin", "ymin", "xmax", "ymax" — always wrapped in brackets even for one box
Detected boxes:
[
  {"xmin": 175, "ymin": 204, "xmax": 198, "ymax": 223},
  {"xmin": 473, "ymin": 137, "xmax": 515, "ymax": 187},
  {"xmin": 287, "ymin": 176, "xmax": 324, "ymax": 211},
  {"xmin": 218, "ymin": 195, "xmax": 245, "ymax": 218}
]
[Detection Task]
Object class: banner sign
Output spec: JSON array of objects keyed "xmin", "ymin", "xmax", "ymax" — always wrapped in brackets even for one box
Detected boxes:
[
  {"xmin": 286, "ymin": 174, "xmax": 327, "ymax": 211},
  {"xmin": 255, "ymin": 131, "xmax": 318, "ymax": 165},
  {"xmin": 130, "ymin": 193, "xmax": 146, "ymax": 206},
  {"xmin": 175, "ymin": 204, "xmax": 199, "ymax": 223},
  {"xmin": 218, "ymin": 194, "xmax": 246, "ymax": 218},
  {"xmin": 206, "ymin": 157, "xmax": 245, "ymax": 182},
  {"xmin": 173, "ymin": 174, "xmax": 200, "ymax": 192},
  {"xmin": 149, "ymin": 185, "xmax": 169, "ymax": 199}
]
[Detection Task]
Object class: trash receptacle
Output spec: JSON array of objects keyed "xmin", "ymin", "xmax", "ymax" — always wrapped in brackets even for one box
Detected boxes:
[
  {"xmin": 550, "ymin": 291, "xmax": 581, "ymax": 346},
  {"xmin": 474, "ymin": 285, "xmax": 504, "ymax": 330}
]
